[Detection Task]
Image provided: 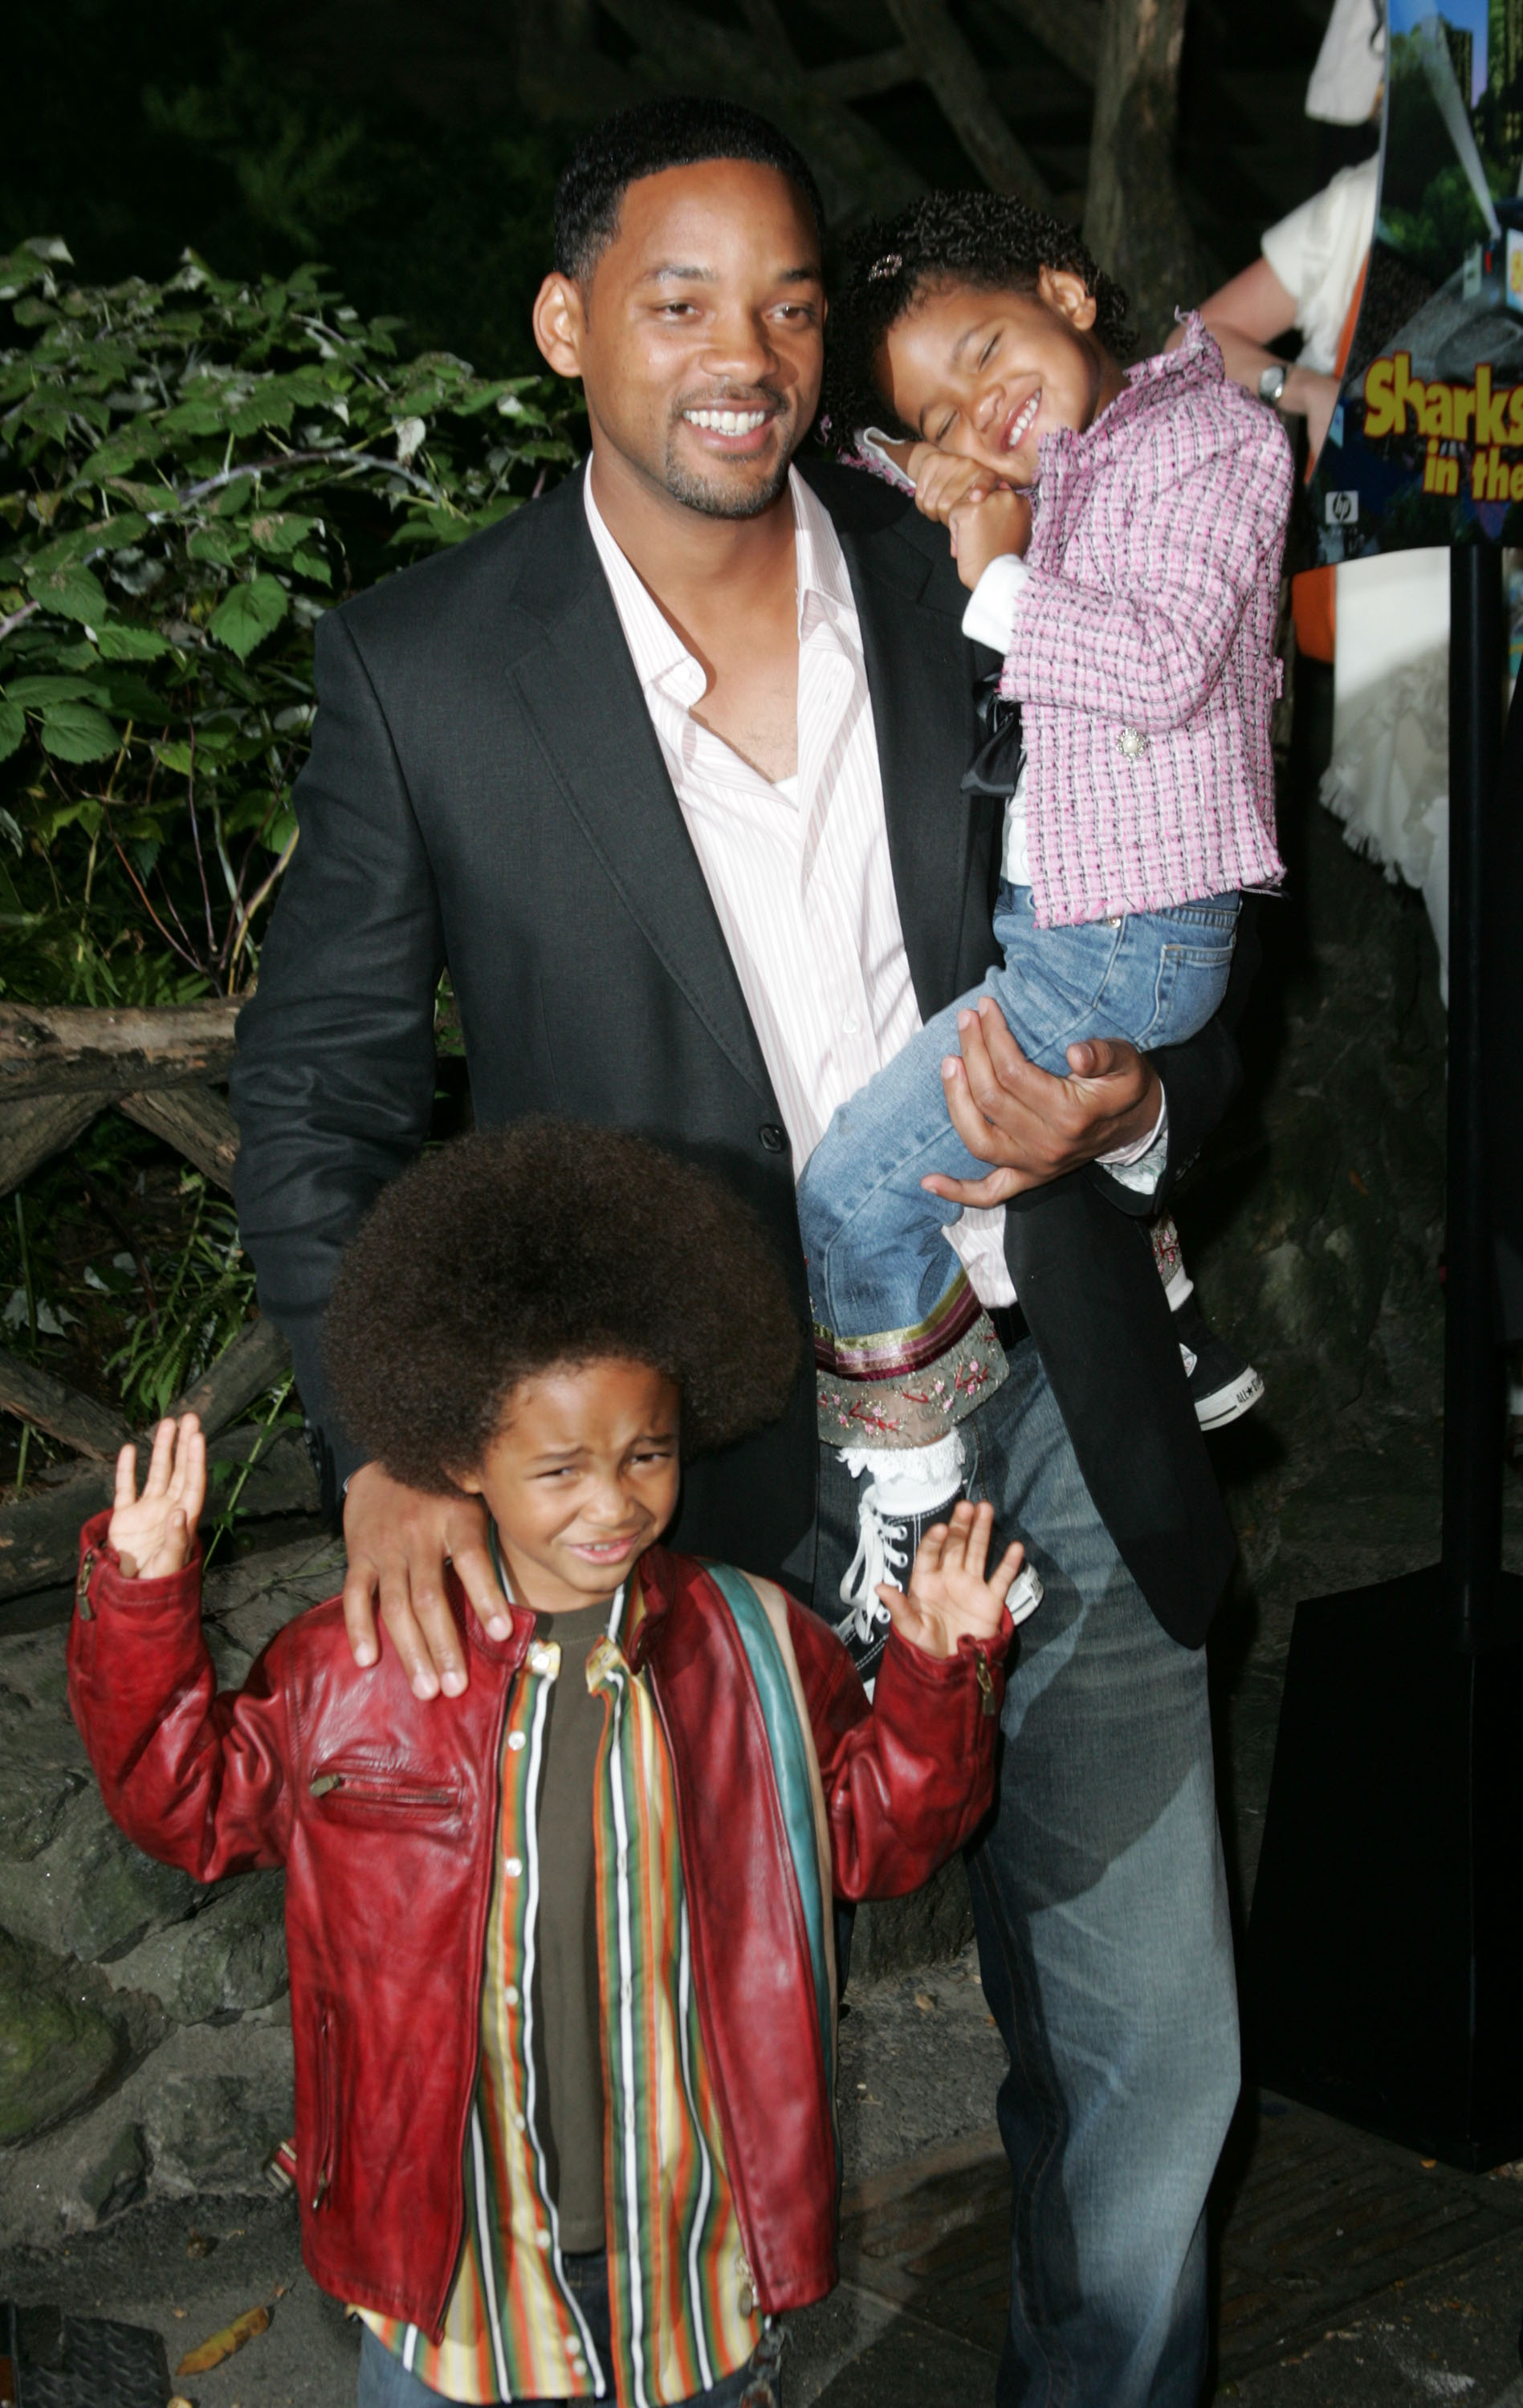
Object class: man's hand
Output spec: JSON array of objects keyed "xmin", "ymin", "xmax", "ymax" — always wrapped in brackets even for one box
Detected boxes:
[
  {"xmin": 922, "ymin": 997, "xmax": 1163, "ymax": 1206},
  {"xmin": 947, "ymin": 490, "xmax": 1033, "ymax": 590},
  {"xmin": 880, "ymin": 1499, "xmax": 1020, "ymax": 1658},
  {"xmin": 342, "ymin": 1463, "xmax": 509, "ymax": 1699}
]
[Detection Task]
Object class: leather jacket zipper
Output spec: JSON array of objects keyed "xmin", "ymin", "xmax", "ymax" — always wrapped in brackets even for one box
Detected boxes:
[
  {"xmin": 975, "ymin": 1653, "xmax": 996, "ymax": 1718},
  {"xmin": 307, "ymin": 1769, "xmax": 458, "ymax": 1810},
  {"xmin": 312, "ymin": 1999, "xmax": 336, "ymax": 2211}
]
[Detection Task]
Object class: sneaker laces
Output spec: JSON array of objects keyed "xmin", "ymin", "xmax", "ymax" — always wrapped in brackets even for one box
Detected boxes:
[{"xmin": 840, "ymin": 1483, "xmax": 911, "ymax": 1632}]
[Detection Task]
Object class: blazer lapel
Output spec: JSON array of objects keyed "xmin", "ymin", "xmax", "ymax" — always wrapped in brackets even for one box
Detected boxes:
[
  {"xmin": 836, "ymin": 509, "xmax": 984, "ymax": 1016},
  {"xmin": 501, "ymin": 479, "xmax": 777, "ymax": 1108}
]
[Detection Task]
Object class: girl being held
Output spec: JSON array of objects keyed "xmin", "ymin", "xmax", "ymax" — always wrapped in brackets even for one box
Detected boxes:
[{"xmin": 800, "ymin": 196, "xmax": 1289, "ymax": 1657}]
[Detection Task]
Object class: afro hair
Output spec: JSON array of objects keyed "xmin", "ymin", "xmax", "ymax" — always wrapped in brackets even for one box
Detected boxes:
[
  {"xmin": 324, "ymin": 1121, "xmax": 804, "ymax": 1493},
  {"xmin": 821, "ymin": 189, "xmax": 1134, "ymax": 451}
]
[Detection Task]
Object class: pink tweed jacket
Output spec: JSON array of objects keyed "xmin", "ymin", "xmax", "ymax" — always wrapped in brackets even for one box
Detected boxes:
[{"xmin": 1003, "ymin": 315, "xmax": 1291, "ymax": 928}]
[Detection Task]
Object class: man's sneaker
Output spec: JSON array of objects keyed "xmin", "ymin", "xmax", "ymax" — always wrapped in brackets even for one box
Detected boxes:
[
  {"xmin": 837, "ymin": 1479, "xmax": 1043, "ymax": 1695},
  {"xmin": 1173, "ymin": 1294, "xmax": 1264, "ymax": 1430}
]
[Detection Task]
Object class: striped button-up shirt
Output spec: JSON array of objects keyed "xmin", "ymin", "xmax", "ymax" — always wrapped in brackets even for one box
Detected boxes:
[
  {"xmin": 361, "ymin": 1573, "xmax": 760, "ymax": 2404},
  {"xmin": 583, "ymin": 460, "xmax": 1016, "ymax": 1307}
]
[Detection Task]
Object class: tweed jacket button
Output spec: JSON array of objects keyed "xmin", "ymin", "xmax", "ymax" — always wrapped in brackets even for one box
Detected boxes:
[
  {"xmin": 759, "ymin": 1123, "xmax": 788, "ymax": 1153},
  {"xmin": 1117, "ymin": 725, "xmax": 1148, "ymax": 762}
]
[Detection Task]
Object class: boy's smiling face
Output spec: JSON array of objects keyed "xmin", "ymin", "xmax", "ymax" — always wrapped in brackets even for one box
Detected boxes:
[
  {"xmin": 879, "ymin": 265, "xmax": 1122, "ymax": 486},
  {"xmin": 452, "ymin": 1357, "xmax": 682, "ymax": 1615}
]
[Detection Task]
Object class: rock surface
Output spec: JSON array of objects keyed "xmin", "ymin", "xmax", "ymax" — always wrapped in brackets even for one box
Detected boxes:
[{"xmin": 0, "ymin": 1533, "xmax": 343, "ymax": 2237}]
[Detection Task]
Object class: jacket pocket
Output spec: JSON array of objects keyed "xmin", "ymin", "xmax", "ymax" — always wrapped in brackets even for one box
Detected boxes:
[{"xmin": 306, "ymin": 1761, "xmax": 462, "ymax": 1826}]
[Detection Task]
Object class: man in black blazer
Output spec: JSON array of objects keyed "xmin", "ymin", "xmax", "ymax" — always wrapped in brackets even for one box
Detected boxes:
[{"xmin": 233, "ymin": 100, "xmax": 1241, "ymax": 2406}]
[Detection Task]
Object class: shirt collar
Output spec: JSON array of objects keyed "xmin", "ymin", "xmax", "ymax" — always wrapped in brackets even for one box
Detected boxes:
[{"xmin": 582, "ymin": 455, "xmax": 857, "ymax": 689}]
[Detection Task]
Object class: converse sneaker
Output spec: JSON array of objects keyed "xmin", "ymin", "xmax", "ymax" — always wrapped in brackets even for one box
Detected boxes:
[
  {"xmin": 837, "ymin": 1466, "xmax": 1043, "ymax": 1694},
  {"xmin": 1173, "ymin": 1294, "xmax": 1264, "ymax": 1430}
]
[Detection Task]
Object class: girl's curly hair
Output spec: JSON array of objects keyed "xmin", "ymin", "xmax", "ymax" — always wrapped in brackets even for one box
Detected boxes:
[
  {"xmin": 324, "ymin": 1121, "xmax": 804, "ymax": 1493},
  {"xmin": 821, "ymin": 190, "xmax": 1134, "ymax": 450}
]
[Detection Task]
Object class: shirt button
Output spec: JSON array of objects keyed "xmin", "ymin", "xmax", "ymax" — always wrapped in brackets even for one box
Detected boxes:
[
  {"xmin": 507, "ymin": 1731, "xmax": 527, "ymax": 1752},
  {"xmin": 505, "ymin": 1983, "xmax": 520, "ymax": 2006},
  {"xmin": 514, "ymin": 2112, "xmax": 527, "ymax": 2133},
  {"xmin": 841, "ymin": 1014, "xmax": 860, "ymax": 1035},
  {"xmin": 759, "ymin": 1123, "xmax": 788, "ymax": 1154},
  {"xmin": 528, "ymin": 1644, "xmax": 552, "ymax": 1674},
  {"xmin": 535, "ymin": 2227, "xmax": 552, "ymax": 2250},
  {"xmin": 504, "ymin": 1855, "xmax": 523, "ymax": 1877}
]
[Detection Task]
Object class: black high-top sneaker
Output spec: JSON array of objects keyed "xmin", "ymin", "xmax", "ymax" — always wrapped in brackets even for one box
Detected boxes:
[
  {"xmin": 1173, "ymin": 1292, "xmax": 1265, "ymax": 1431},
  {"xmin": 836, "ymin": 1470, "xmax": 1043, "ymax": 1698}
]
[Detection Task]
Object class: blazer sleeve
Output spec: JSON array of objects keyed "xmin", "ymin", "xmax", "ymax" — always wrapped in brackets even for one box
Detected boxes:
[
  {"xmin": 785, "ymin": 1597, "xmax": 1010, "ymax": 1902},
  {"xmin": 67, "ymin": 1513, "xmax": 295, "ymax": 1881},
  {"xmin": 230, "ymin": 608, "xmax": 446, "ymax": 1487},
  {"xmin": 1006, "ymin": 406, "xmax": 1293, "ymax": 731}
]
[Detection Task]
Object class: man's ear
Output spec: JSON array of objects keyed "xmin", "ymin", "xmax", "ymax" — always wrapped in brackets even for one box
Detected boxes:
[
  {"xmin": 533, "ymin": 272, "xmax": 588, "ymax": 379},
  {"xmin": 1038, "ymin": 266, "xmax": 1098, "ymax": 335}
]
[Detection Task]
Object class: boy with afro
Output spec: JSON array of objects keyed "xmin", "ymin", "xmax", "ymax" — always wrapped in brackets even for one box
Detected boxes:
[{"xmin": 69, "ymin": 1121, "xmax": 1021, "ymax": 2408}]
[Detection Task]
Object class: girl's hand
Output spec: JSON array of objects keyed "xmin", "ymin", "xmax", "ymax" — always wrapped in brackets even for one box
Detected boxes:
[
  {"xmin": 947, "ymin": 489, "xmax": 1033, "ymax": 590},
  {"xmin": 878, "ymin": 1499, "xmax": 1021, "ymax": 1660},
  {"xmin": 108, "ymin": 1413, "xmax": 206, "ymax": 1580},
  {"xmin": 906, "ymin": 441, "xmax": 1010, "ymax": 523}
]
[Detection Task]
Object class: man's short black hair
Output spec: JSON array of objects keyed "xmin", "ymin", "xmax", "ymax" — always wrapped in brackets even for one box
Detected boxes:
[
  {"xmin": 324, "ymin": 1121, "xmax": 804, "ymax": 1495},
  {"xmin": 554, "ymin": 96, "xmax": 826, "ymax": 285}
]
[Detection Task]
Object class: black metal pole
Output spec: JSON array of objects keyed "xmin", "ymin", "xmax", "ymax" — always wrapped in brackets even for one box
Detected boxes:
[{"xmin": 1443, "ymin": 543, "xmax": 1505, "ymax": 1647}]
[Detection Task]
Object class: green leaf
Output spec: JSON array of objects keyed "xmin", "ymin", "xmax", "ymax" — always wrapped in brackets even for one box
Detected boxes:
[
  {"xmin": 208, "ymin": 575, "xmax": 289, "ymax": 660},
  {"xmin": 187, "ymin": 523, "xmax": 250, "ymax": 567},
  {"xmin": 2, "ymin": 674, "xmax": 100, "ymax": 705},
  {"xmin": 38, "ymin": 700, "xmax": 119, "ymax": 762},
  {"xmin": 248, "ymin": 512, "xmax": 317, "ymax": 558},
  {"xmin": 290, "ymin": 546, "xmax": 332, "ymax": 585},
  {"xmin": 25, "ymin": 559, "xmax": 108, "ymax": 624},
  {"xmin": 0, "ymin": 699, "xmax": 25, "ymax": 760},
  {"xmin": 156, "ymin": 740, "xmax": 194, "ymax": 775},
  {"xmin": 95, "ymin": 623, "xmax": 169, "ymax": 661}
]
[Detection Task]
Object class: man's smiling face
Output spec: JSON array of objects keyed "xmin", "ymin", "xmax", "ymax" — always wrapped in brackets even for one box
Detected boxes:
[{"xmin": 535, "ymin": 157, "xmax": 825, "ymax": 519}]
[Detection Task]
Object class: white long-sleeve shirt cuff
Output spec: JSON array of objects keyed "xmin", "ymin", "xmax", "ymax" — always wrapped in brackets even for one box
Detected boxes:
[
  {"xmin": 857, "ymin": 425, "xmax": 917, "ymax": 494},
  {"xmin": 1097, "ymin": 1093, "xmax": 1170, "ymax": 1192},
  {"xmin": 961, "ymin": 551, "xmax": 1032, "ymax": 653}
]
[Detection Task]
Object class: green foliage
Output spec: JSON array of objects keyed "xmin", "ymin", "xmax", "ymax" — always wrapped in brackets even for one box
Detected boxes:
[
  {"xmin": 104, "ymin": 1173, "xmax": 255, "ymax": 1422},
  {"xmin": 0, "ymin": 236, "xmax": 580, "ymax": 1003}
]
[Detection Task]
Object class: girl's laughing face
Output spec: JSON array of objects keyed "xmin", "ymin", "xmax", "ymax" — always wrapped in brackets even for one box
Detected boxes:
[{"xmin": 878, "ymin": 265, "xmax": 1122, "ymax": 486}]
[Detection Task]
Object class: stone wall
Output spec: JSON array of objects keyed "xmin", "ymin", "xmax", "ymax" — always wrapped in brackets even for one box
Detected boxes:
[{"xmin": 0, "ymin": 1538, "xmax": 344, "ymax": 2243}]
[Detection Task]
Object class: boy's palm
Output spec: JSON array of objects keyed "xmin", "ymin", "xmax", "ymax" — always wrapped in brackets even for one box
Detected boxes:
[
  {"xmin": 108, "ymin": 1414, "xmax": 206, "ymax": 1579},
  {"xmin": 878, "ymin": 1500, "xmax": 1019, "ymax": 1661}
]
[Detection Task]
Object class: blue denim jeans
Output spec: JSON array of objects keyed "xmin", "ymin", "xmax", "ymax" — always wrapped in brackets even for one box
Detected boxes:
[
  {"xmin": 800, "ymin": 881, "xmax": 1239, "ymax": 1352},
  {"xmin": 814, "ymin": 1337, "xmax": 1240, "ymax": 2406},
  {"xmin": 356, "ymin": 2255, "xmax": 784, "ymax": 2406}
]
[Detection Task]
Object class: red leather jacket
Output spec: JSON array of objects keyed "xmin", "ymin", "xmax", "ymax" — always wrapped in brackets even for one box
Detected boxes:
[{"xmin": 67, "ymin": 1516, "xmax": 1008, "ymax": 2334}]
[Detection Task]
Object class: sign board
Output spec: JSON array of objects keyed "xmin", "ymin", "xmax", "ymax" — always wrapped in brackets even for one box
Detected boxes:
[{"xmin": 1312, "ymin": 0, "xmax": 1523, "ymax": 557}]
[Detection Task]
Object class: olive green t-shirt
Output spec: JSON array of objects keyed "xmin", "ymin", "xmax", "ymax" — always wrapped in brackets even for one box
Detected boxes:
[{"xmin": 535, "ymin": 1601, "xmax": 611, "ymax": 2253}]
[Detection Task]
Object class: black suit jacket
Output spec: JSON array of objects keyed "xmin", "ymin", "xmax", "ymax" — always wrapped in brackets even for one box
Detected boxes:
[{"xmin": 231, "ymin": 458, "xmax": 1238, "ymax": 1643}]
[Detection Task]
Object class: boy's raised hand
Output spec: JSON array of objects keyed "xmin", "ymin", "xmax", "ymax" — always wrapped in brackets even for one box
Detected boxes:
[
  {"xmin": 878, "ymin": 1499, "xmax": 1021, "ymax": 1662},
  {"xmin": 108, "ymin": 1413, "xmax": 206, "ymax": 1580}
]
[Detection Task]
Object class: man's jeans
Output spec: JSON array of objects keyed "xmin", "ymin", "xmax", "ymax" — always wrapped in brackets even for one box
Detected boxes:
[
  {"xmin": 356, "ymin": 2255, "xmax": 785, "ymax": 2405},
  {"xmin": 815, "ymin": 1336, "xmax": 1240, "ymax": 2406},
  {"xmin": 800, "ymin": 884, "xmax": 1239, "ymax": 1354}
]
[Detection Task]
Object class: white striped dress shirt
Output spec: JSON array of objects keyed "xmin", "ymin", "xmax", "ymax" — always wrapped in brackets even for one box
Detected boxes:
[{"xmin": 583, "ymin": 460, "xmax": 1016, "ymax": 1309}]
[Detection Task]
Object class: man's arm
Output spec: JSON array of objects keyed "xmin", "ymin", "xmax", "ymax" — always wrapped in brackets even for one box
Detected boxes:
[{"xmin": 230, "ymin": 611, "xmax": 503, "ymax": 1698}]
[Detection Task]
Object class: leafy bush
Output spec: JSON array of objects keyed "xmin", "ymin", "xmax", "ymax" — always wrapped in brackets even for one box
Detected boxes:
[{"xmin": 0, "ymin": 236, "xmax": 580, "ymax": 1005}]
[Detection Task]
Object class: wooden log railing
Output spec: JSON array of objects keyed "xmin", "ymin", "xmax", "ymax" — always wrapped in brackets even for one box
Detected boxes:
[
  {"xmin": 0, "ymin": 999, "xmax": 320, "ymax": 1598},
  {"xmin": 0, "ymin": 1000, "xmax": 243, "ymax": 1198}
]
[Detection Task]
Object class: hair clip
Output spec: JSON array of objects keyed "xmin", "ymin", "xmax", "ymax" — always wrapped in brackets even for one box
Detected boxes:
[{"xmin": 867, "ymin": 252, "xmax": 903, "ymax": 281}]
